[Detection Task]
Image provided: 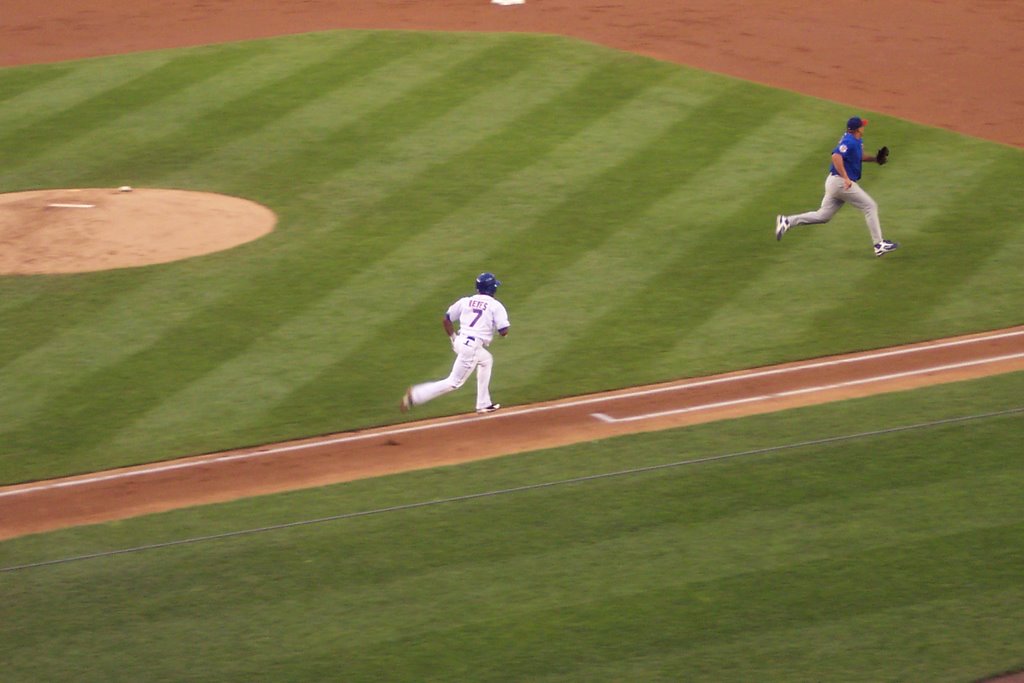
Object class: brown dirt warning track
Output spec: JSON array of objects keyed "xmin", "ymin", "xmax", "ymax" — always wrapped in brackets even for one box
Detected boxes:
[{"xmin": 0, "ymin": 0, "xmax": 1022, "ymax": 541}]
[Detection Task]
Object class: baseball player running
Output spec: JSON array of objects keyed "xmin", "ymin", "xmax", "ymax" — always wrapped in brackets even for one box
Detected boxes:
[
  {"xmin": 775, "ymin": 116, "xmax": 898, "ymax": 257},
  {"xmin": 402, "ymin": 272, "xmax": 510, "ymax": 414}
]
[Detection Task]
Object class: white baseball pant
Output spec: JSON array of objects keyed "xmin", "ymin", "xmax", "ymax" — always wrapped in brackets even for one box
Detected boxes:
[
  {"xmin": 409, "ymin": 334, "xmax": 494, "ymax": 411},
  {"xmin": 788, "ymin": 174, "xmax": 883, "ymax": 244}
]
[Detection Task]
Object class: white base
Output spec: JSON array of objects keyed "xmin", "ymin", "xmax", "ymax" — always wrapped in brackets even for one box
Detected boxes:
[{"xmin": 492, "ymin": 0, "xmax": 525, "ymax": 5}]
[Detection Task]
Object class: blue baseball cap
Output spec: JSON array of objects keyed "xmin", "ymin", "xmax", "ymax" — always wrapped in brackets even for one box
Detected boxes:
[{"xmin": 846, "ymin": 116, "xmax": 869, "ymax": 130}]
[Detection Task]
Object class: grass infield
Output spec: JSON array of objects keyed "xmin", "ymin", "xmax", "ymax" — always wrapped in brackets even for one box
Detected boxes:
[
  {"xmin": 1, "ymin": 30, "xmax": 1021, "ymax": 482},
  {"xmin": 1, "ymin": 30, "xmax": 1022, "ymax": 681}
]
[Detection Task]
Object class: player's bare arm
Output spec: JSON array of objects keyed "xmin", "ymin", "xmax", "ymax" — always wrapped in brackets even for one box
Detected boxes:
[
  {"xmin": 443, "ymin": 315, "xmax": 455, "ymax": 340},
  {"xmin": 832, "ymin": 153, "xmax": 853, "ymax": 189}
]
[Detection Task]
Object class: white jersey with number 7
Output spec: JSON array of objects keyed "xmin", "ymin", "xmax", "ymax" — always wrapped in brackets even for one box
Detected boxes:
[
  {"xmin": 448, "ymin": 294, "xmax": 509, "ymax": 345},
  {"xmin": 402, "ymin": 272, "xmax": 510, "ymax": 415}
]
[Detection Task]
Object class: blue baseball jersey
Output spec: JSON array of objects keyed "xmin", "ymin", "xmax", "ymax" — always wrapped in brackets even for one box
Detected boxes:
[{"xmin": 829, "ymin": 132, "xmax": 864, "ymax": 181}]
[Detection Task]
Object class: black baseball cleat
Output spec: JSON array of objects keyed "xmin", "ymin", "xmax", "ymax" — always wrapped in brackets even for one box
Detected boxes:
[{"xmin": 476, "ymin": 404, "xmax": 501, "ymax": 414}]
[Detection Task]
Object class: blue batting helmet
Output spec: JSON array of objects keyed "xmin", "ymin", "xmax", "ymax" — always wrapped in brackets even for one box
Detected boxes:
[{"xmin": 475, "ymin": 272, "xmax": 501, "ymax": 296}]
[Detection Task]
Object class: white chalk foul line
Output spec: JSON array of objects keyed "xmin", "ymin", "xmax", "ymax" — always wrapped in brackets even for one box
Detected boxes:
[
  {"xmin": 591, "ymin": 352, "xmax": 1024, "ymax": 423},
  {"xmin": 1, "ymin": 329, "xmax": 1021, "ymax": 500},
  {"xmin": 578, "ymin": 328, "xmax": 1024, "ymax": 411},
  {"xmin": 47, "ymin": 203, "xmax": 95, "ymax": 208}
]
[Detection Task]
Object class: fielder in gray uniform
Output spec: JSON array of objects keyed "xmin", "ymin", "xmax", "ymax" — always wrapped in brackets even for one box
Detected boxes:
[
  {"xmin": 776, "ymin": 116, "xmax": 898, "ymax": 257},
  {"xmin": 402, "ymin": 272, "xmax": 510, "ymax": 415}
]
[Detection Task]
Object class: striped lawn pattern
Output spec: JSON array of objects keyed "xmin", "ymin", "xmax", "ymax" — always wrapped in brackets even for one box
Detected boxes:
[
  {"xmin": 2, "ymin": 29, "xmax": 1024, "ymax": 683},
  {"xmin": 3, "ymin": 374, "xmax": 1023, "ymax": 681},
  {"xmin": 1, "ymin": 30, "xmax": 1022, "ymax": 483}
]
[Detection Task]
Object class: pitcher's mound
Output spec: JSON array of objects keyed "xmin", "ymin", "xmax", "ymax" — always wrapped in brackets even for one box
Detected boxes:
[{"xmin": 0, "ymin": 188, "xmax": 276, "ymax": 275}]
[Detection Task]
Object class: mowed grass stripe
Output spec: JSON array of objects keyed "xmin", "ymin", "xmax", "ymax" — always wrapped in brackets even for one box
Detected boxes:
[
  {"xmin": 699, "ymin": 125, "xmax": 1010, "ymax": 360},
  {"xmin": 0, "ymin": 46, "xmax": 272, "ymax": 176},
  {"xmin": 96, "ymin": 54, "xmax": 679, "ymax": 453},
  {"xmin": 501, "ymin": 107, "xmax": 837, "ymax": 387},
  {"xmin": 2, "ymin": 377, "xmax": 1022, "ymax": 681},
  {"xmin": 0, "ymin": 37, "xmax": 528, "ymax": 428},
  {"xmin": 0, "ymin": 50, "xmax": 176, "ymax": 135},
  {"xmin": 156, "ymin": 36, "xmax": 496, "ymax": 194},
  {"xmin": 938, "ymin": 231, "xmax": 1024, "ymax": 323},
  {"xmin": 0, "ymin": 39, "xmax": 635, "ymax": 466},
  {"xmin": 259, "ymin": 48, "xmax": 670, "ymax": 255},
  {"xmin": 325, "ymin": 524, "xmax": 1024, "ymax": 678},
  {"xmin": 253, "ymin": 79, "xmax": 709, "ymax": 428},
  {"xmin": 0, "ymin": 38, "xmax": 602, "ymax": 471},
  {"xmin": 0, "ymin": 36, "xmax": 483, "ymax": 376},
  {"xmin": 261, "ymin": 454, "xmax": 1024, "ymax": 678},
  {"xmin": 873, "ymin": 154, "xmax": 1023, "ymax": 320},
  {"xmin": 2, "ymin": 32, "xmax": 1023, "ymax": 483},
  {"xmin": 0, "ymin": 35, "xmax": 372, "ymax": 188},
  {"xmin": 0, "ymin": 271, "xmax": 154, "ymax": 373},
  {"xmin": 0, "ymin": 64, "xmax": 72, "ymax": 107},
  {"xmin": 501, "ymin": 82, "xmax": 778, "ymax": 283},
  {"xmin": 803, "ymin": 145, "xmax": 1023, "ymax": 339},
  {"xmin": 28, "ymin": 429, "xmax": 1011, "ymax": 682},
  {"xmin": 238, "ymin": 38, "xmax": 626, "ymax": 238},
  {"xmin": 501, "ymin": 91, "xmax": 823, "ymax": 389},
  {"xmin": 0, "ymin": 39, "xmax": 543, "ymax": 438},
  {"xmin": 668, "ymin": 587, "xmax": 1024, "ymax": 683},
  {"xmin": 206, "ymin": 37, "xmax": 607, "ymax": 239},
  {"xmin": 523, "ymin": 124, "xmax": 838, "ymax": 385},
  {"xmin": 223, "ymin": 35, "xmax": 545, "ymax": 205},
  {"xmin": 0, "ymin": 267, "xmax": 249, "ymax": 438},
  {"xmin": 260, "ymin": 458, "xmax": 1022, "ymax": 620},
  {"xmin": 650, "ymin": 142, "xmax": 933, "ymax": 375},
  {"xmin": 72, "ymin": 33, "xmax": 425, "ymax": 188},
  {"xmin": 660, "ymin": 154, "xmax": 907, "ymax": 370},
  {"xmin": 598, "ymin": 586, "xmax": 1024, "ymax": 681},
  {"xmin": 223, "ymin": 35, "xmax": 551, "ymax": 238}
]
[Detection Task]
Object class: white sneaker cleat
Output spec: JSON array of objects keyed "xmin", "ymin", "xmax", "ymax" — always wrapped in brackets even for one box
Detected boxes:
[
  {"xmin": 476, "ymin": 404, "xmax": 501, "ymax": 414},
  {"xmin": 873, "ymin": 240, "xmax": 900, "ymax": 257},
  {"xmin": 775, "ymin": 215, "xmax": 790, "ymax": 241},
  {"xmin": 400, "ymin": 387, "xmax": 413, "ymax": 413}
]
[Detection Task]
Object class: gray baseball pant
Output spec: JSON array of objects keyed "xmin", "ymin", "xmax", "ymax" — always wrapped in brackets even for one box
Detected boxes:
[{"xmin": 788, "ymin": 174, "xmax": 883, "ymax": 244}]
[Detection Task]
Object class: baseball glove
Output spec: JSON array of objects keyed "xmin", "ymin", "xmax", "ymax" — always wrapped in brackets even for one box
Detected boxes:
[{"xmin": 876, "ymin": 146, "xmax": 889, "ymax": 165}]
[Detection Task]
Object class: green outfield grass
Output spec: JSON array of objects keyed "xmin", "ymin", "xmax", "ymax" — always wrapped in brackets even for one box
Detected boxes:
[
  {"xmin": 2, "ymin": 31, "xmax": 1023, "ymax": 681},
  {"xmin": 1, "ymin": 30, "xmax": 1021, "ymax": 482},
  {"xmin": 2, "ymin": 372, "xmax": 1023, "ymax": 682}
]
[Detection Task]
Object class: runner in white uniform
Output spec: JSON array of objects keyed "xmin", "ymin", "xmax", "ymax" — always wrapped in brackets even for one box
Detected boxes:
[{"xmin": 402, "ymin": 273, "xmax": 510, "ymax": 414}]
